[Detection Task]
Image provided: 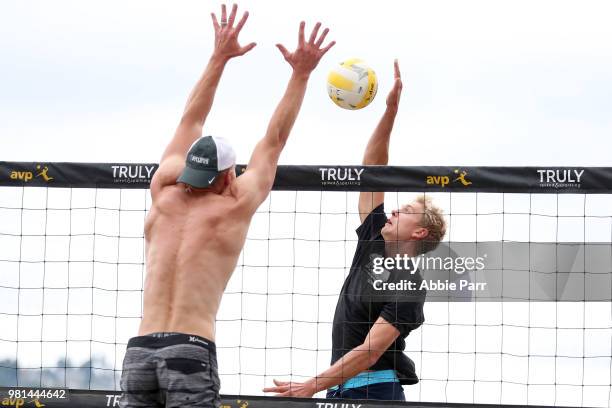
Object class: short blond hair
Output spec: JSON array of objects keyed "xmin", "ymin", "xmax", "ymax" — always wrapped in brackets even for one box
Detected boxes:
[{"xmin": 415, "ymin": 195, "xmax": 446, "ymax": 254}]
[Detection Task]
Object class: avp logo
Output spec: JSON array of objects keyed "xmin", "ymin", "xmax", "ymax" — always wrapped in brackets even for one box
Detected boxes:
[
  {"xmin": 220, "ymin": 400, "xmax": 249, "ymax": 408},
  {"xmin": 0, "ymin": 398, "xmax": 45, "ymax": 407},
  {"xmin": 453, "ymin": 169, "xmax": 472, "ymax": 186},
  {"xmin": 426, "ymin": 169, "xmax": 472, "ymax": 188},
  {"xmin": 319, "ymin": 167, "xmax": 364, "ymax": 186},
  {"xmin": 111, "ymin": 165, "xmax": 156, "ymax": 184},
  {"xmin": 9, "ymin": 164, "xmax": 54, "ymax": 183},
  {"xmin": 537, "ymin": 169, "xmax": 584, "ymax": 189}
]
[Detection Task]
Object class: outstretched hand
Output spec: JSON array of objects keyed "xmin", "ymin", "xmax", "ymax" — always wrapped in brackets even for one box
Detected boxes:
[
  {"xmin": 263, "ymin": 379, "xmax": 316, "ymax": 398},
  {"xmin": 276, "ymin": 22, "xmax": 335, "ymax": 76},
  {"xmin": 386, "ymin": 59, "xmax": 403, "ymax": 110},
  {"xmin": 211, "ymin": 4, "xmax": 256, "ymax": 61}
]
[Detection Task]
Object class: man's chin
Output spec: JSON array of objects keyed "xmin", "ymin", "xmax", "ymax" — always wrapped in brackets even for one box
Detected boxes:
[{"xmin": 380, "ymin": 228, "xmax": 391, "ymax": 241}]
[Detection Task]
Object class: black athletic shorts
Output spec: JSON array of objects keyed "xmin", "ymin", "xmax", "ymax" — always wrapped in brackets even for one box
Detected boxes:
[{"xmin": 119, "ymin": 332, "xmax": 220, "ymax": 408}]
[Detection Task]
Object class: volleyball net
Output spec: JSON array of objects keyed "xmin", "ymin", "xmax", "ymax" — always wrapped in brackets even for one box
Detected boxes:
[{"xmin": 0, "ymin": 162, "xmax": 611, "ymax": 408}]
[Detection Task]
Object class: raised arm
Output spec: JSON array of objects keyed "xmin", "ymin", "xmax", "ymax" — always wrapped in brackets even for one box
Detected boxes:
[
  {"xmin": 358, "ymin": 60, "xmax": 403, "ymax": 222},
  {"xmin": 151, "ymin": 4, "xmax": 256, "ymax": 193},
  {"xmin": 233, "ymin": 22, "xmax": 335, "ymax": 209}
]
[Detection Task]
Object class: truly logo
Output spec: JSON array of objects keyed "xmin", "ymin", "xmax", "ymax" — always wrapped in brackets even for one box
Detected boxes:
[
  {"xmin": 111, "ymin": 165, "xmax": 155, "ymax": 184},
  {"xmin": 105, "ymin": 395, "xmax": 121, "ymax": 407},
  {"xmin": 319, "ymin": 167, "xmax": 364, "ymax": 186},
  {"xmin": 537, "ymin": 169, "xmax": 584, "ymax": 189}
]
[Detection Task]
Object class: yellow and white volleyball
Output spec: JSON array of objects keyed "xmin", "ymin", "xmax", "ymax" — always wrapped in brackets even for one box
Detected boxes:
[{"xmin": 327, "ymin": 59, "xmax": 378, "ymax": 110}]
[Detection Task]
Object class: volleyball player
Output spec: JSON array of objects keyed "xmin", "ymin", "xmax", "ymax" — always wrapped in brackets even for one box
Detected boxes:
[
  {"xmin": 119, "ymin": 4, "xmax": 335, "ymax": 407},
  {"xmin": 264, "ymin": 61, "xmax": 446, "ymax": 401}
]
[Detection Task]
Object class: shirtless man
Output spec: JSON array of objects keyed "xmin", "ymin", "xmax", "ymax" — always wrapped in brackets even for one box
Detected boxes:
[{"xmin": 119, "ymin": 4, "xmax": 335, "ymax": 407}]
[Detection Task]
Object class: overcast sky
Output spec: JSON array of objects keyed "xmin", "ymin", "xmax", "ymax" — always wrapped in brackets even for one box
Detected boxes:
[{"xmin": 1, "ymin": 0, "xmax": 611, "ymax": 166}]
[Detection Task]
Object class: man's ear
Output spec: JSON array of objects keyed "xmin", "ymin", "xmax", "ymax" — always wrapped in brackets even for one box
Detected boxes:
[
  {"xmin": 413, "ymin": 227, "xmax": 429, "ymax": 240},
  {"xmin": 220, "ymin": 168, "xmax": 236, "ymax": 191},
  {"xmin": 225, "ymin": 168, "xmax": 236, "ymax": 184}
]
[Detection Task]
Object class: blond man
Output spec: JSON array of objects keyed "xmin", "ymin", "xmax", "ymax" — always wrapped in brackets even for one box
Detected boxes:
[{"xmin": 266, "ymin": 61, "xmax": 446, "ymax": 401}]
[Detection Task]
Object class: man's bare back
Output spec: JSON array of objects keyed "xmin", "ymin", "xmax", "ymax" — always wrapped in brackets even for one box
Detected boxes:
[
  {"xmin": 140, "ymin": 182, "xmax": 250, "ymax": 341},
  {"xmin": 136, "ymin": 17, "xmax": 335, "ymax": 344},
  {"xmin": 119, "ymin": 5, "xmax": 334, "ymax": 406}
]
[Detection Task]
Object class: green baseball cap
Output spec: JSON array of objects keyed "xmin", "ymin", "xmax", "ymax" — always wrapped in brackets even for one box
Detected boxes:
[{"xmin": 177, "ymin": 136, "xmax": 236, "ymax": 188}]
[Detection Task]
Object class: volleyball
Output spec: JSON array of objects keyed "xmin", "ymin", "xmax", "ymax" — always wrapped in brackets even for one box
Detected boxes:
[{"xmin": 327, "ymin": 58, "xmax": 378, "ymax": 110}]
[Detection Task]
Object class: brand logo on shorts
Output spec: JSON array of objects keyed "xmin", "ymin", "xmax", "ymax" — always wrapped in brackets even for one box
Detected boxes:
[
  {"xmin": 426, "ymin": 169, "xmax": 472, "ymax": 188},
  {"xmin": 111, "ymin": 165, "xmax": 156, "ymax": 184},
  {"xmin": 315, "ymin": 403, "xmax": 362, "ymax": 408},
  {"xmin": 537, "ymin": 169, "xmax": 584, "ymax": 189},
  {"xmin": 188, "ymin": 336, "xmax": 209, "ymax": 346},
  {"xmin": 319, "ymin": 167, "xmax": 364, "ymax": 186}
]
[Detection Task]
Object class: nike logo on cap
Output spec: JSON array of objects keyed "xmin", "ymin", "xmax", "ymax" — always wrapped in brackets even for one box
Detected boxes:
[{"xmin": 208, "ymin": 176, "xmax": 216, "ymax": 184}]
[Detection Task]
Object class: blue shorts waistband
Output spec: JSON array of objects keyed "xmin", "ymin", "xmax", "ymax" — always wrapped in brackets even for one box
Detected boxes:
[{"xmin": 329, "ymin": 369, "xmax": 399, "ymax": 391}]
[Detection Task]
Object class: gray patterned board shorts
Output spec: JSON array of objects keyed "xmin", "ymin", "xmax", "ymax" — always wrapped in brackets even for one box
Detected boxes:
[{"xmin": 119, "ymin": 332, "xmax": 220, "ymax": 408}]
